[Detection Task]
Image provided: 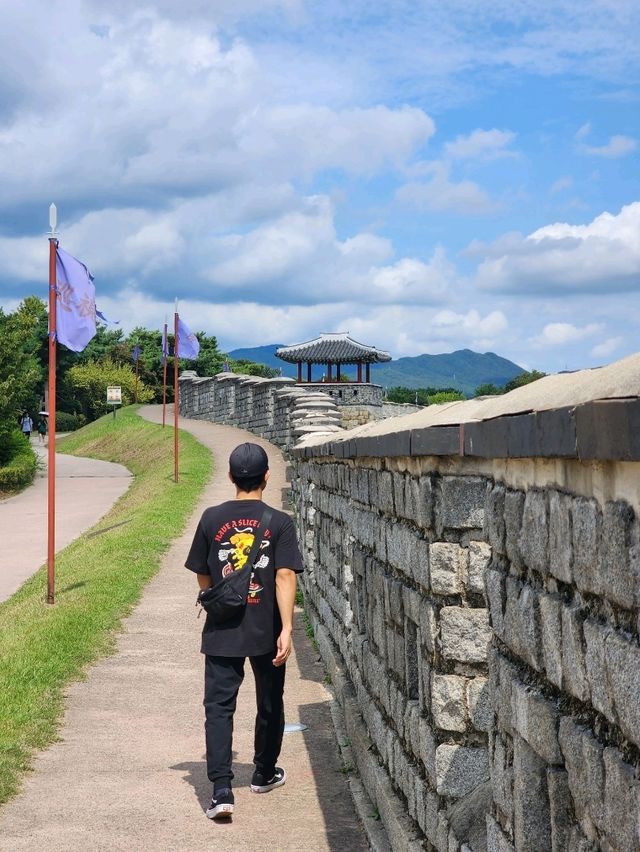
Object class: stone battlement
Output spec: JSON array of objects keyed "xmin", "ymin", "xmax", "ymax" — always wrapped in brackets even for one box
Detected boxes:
[{"xmin": 179, "ymin": 353, "xmax": 640, "ymax": 851}]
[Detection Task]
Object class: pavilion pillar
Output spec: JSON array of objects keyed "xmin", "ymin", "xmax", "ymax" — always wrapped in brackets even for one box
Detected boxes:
[
  {"xmin": 297, "ymin": 361, "xmax": 302, "ymax": 383},
  {"xmin": 366, "ymin": 363, "xmax": 370, "ymax": 383},
  {"xmin": 327, "ymin": 362, "xmax": 333, "ymax": 382},
  {"xmin": 307, "ymin": 362, "xmax": 312, "ymax": 383},
  {"xmin": 357, "ymin": 362, "xmax": 362, "ymax": 383},
  {"xmin": 336, "ymin": 363, "xmax": 341, "ymax": 382}
]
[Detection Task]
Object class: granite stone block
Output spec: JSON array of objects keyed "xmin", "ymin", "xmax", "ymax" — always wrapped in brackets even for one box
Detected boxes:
[
  {"xmin": 430, "ymin": 542, "xmax": 466, "ymax": 595},
  {"xmin": 467, "ymin": 676, "xmax": 491, "ymax": 733},
  {"xmin": 486, "ymin": 568, "xmax": 506, "ymax": 639},
  {"xmin": 503, "ymin": 577, "xmax": 543, "ymax": 671},
  {"xmin": 602, "ymin": 747, "xmax": 640, "ymax": 852},
  {"xmin": 486, "ymin": 814, "xmax": 516, "ymax": 852},
  {"xmin": 582, "ymin": 618, "xmax": 614, "ymax": 721},
  {"xmin": 599, "ymin": 500, "xmax": 637, "ymax": 609},
  {"xmin": 558, "ymin": 717, "xmax": 604, "ymax": 836},
  {"xmin": 385, "ymin": 521, "xmax": 430, "ymax": 589},
  {"xmin": 605, "ymin": 630, "xmax": 640, "ymax": 748},
  {"xmin": 561, "ymin": 604, "xmax": 590, "ymax": 703},
  {"xmin": 539, "ymin": 592, "xmax": 563, "ymax": 688},
  {"xmin": 432, "ymin": 674, "xmax": 468, "ymax": 732},
  {"xmin": 435, "ymin": 744, "xmax": 489, "ymax": 798},
  {"xmin": 419, "ymin": 601, "xmax": 438, "ymax": 655},
  {"xmin": 468, "ymin": 540, "xmax": 491, "ymax": 596},
  {"xmin": 546, "ymin": 768, "xmax": 572, "ymax": 852},
  {"xmin": 512, "ymin": 680, "xmax": 562, "ymax": 765},
  {"xmin": 440, "ymin": 606, "xmax": 491, "ymax": 664},
  {"xmin": 571, "ymin": 497, "xmax": 601, "ymax": 596},
  {"xmin": 548, "ymin": 490, "xmax": 573, "ymax": 584},
  {"xmin": 504, "ymin": 489, "xmax": 525, "ymax": 571},
  {"xmin": 513, "ymin": 735, "xmax": 552, "ymax": 852},
  {"xmin": 518, "ymin": 490, "xmax": 549, "ymax": 574},
  {"xmin": 418, "ymin": 715, "xmax": 437, "ymax": 783},
  {"xmin": 491, "ymin": 731, "xmax": 514, "ymax": 819},
  {"xmin": 378, "ymin": 470, "xmax": 395, "ymax": 515},
  {"xmin": 438, "ymin": 476, "xmax": 486, "ymax": 532},
  {"xmin": 485, "ymin": 483, "xmax": 506, "ymax": 555}
]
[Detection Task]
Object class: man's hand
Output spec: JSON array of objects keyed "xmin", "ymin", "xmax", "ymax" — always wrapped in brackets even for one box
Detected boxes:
[{"xmin": 273, "ymin": 627, "xmax": 292, "ymax": 667}]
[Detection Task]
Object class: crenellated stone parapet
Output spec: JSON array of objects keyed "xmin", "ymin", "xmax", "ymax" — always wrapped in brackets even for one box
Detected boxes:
[{"xmin": 178, "ymin": 371, "xmax": 343, "ymax": 449}]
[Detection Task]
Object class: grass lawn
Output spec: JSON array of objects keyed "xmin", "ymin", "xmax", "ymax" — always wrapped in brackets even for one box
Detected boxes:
[{"xmin": 0, "ymin": 406, "xmax": 212, "ymax": 804}]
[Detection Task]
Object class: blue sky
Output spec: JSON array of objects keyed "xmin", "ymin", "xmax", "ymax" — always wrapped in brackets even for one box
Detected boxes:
[{"xmin": 0, "ymin": 0, "xmax": 639, "ymax": 372}]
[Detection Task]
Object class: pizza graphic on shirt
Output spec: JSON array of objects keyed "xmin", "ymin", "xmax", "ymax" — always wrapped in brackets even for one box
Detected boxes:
[{"xmin": 217, "ymin": 525, "xmax": 270, "ymax": 604}]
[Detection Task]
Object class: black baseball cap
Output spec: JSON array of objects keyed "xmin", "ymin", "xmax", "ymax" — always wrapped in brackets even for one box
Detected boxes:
[{"xmin": 229, "ymin": 442, "xmax": 269, "ymax": 478}]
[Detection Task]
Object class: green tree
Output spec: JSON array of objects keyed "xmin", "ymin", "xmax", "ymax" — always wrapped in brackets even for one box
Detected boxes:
[
  {"xmin": 503, "ymin": 370, "xmax": 546, "ymax": 393},
  {"xmin": 229, "ymin": 358, "xmax": 280, "ymax": 378},
  {"xmin": 474, "ymin": 383, "xmax": 503, "ymax": 397},
  {"xmin": 0, "ymin": 300, "xmax": 45, "ymax": 462},
  {"xmin": 427, "ymin": 390, "xmax": 466, "ymax": 404},
  {"xmin": 386, "ymin": 386, "xmax": 463, "ymax": 405},
  {"xmin": 66, "ymin": 359, "xmax": 154, "ymax": 421}
]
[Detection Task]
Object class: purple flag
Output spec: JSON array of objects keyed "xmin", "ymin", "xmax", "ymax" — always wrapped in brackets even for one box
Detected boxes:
[
  {"xmin": 131, "ymin": 345, "xmax": 142, "ymax": 363},
  {"xmin": 162, "ymin": 325, "xmax": 169, "ymax": 363},
  {"xmin": 176, "ymin": 317, "xmax": 200, "ymax": 360},
  {"xmin": 55, "ymin": 247, "xmax": 96, "ymax": 352}
]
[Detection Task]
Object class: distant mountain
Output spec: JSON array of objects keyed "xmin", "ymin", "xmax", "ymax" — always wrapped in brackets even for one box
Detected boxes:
[{"xmin": 227, "ymin": 345, "xmax": 524, "ymax": 397}]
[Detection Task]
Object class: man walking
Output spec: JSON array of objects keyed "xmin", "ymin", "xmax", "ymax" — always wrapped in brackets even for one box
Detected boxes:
[{"xmin": 185, "ymin": 442, "xmax": 303, "ymax": 820}]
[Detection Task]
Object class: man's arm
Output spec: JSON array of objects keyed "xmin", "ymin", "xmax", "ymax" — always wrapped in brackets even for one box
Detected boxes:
[
  {"xmin": 196, "ymin": 573, "xmax": 212, "ymax": 591},
  {"xmin": 273, "ymin": 568, "xmax": 297, "ymax": 667}
]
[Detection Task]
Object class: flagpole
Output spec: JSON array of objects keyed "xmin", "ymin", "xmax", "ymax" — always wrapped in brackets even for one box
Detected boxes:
[
  {"xmin": 162, "ymin": 317, "xmax": 167, "ymax": 428},
  {"xmin": 134, "ymin": 350, "xmax": 139, "ymax": 403},
  {"xmin": 47, "ymin": 204, "xmax": 58, "ymax": 605},
  {"xmin": 174, "ymin": 301, "xmax": 179, "ymax": 483}
]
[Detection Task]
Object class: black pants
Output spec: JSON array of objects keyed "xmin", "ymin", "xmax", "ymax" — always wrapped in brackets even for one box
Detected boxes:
[{"xmin": 204, "ymin": 653, "xmax": 286, "ymax": 787}]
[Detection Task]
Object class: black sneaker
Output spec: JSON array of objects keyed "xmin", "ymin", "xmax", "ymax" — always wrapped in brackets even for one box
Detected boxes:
[
  {"xmin": 250, "ymin": 766, "xmax": 286, "ymax": 793},
  {"xmin": 206, "ymin": 787, "xmax": 234, "ymax": 819}
]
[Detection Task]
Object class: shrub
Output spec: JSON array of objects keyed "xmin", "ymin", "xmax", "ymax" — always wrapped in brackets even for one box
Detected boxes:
[
  {"xmin": 0, "ymin": 431, "xmax": 37, "ymax": 492},
  {"xmin": 55, "ymin": 412, "xmax": 86, "ymax": 432}
]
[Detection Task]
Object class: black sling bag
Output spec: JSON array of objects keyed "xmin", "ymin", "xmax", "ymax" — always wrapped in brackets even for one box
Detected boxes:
[{"xmin": 196, "ymin": 508, "xmax": 273, "ymax": 624}]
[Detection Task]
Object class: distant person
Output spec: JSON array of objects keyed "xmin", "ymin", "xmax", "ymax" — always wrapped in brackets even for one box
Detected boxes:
[
  {"xmin": 20, "ymin": 413, "xmax": 33, "ymax": 440},
  {"xmin": 37, "ymin": 416, "xmax": 48, "ymax": 444},
  {"xmin": 185, "ymin": 442, "xmax": 303, "ymax": 821}
]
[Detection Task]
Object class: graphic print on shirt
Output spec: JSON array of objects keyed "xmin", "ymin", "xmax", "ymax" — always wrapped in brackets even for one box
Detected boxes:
[{"xmin": 216, "ymin": 523, "xmax": 270, "ymax": 605}]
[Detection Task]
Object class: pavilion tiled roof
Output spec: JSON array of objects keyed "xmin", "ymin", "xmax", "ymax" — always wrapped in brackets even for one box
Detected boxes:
[{"xmin": 276, "ymin": 333, "xmax": 392, "ymax": 365}]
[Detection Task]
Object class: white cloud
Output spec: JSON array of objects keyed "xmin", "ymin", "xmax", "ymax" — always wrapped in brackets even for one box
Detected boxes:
[
  {"xmin": 575, "ymin": 122, "xmax": 592, "ymax": 141},
  {"xmin": 432, "ymin": 308, "xmax": 508, "ymax": 339},
  {"xmin": 396, "ymin": 162, "xmax": 497, "ymax": 215},
  {"xmin": 575, "ymin": 122, "xmax": 637, "ymax": 158},
  {"xmin": 549, "ymin": 176, "xmax": 573, "ymax": 194},
  {"xmin": 591, "ymin": 337, "xmax": 623, "ymax": 358},
  {"xmin": 532, "ymin": 322, "xmax": 602, "ymax": 346},
  {"xmin": 476, "ymin": 202, "xmax": 640, "ymax": 294},
  {"xmin": 0, "ymin": 10, "xmax": 435, "ymax": 209},
  {"xmin": 444, "ymin": 128, "xmax": 516, "ymax": 160},
  {"xmin": 584, "ymin": 135, "xmax": 637, "ymax": 158}
]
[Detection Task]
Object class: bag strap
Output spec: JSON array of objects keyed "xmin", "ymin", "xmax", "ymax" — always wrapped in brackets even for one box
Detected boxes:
[{"xmin": 242, "ymin": 507, "xmax": 273, "ymax": 577}]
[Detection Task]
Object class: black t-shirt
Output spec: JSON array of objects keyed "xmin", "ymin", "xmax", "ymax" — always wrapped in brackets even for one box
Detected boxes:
[{"xmin": 185, "ymin": 499, "xmax": 303, "ymax": 657}]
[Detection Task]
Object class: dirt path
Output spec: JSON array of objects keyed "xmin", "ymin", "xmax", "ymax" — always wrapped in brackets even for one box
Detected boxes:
[
  {"xmin": 0, "ymin": 440, "xmax": 131, "ymax": 604},
  {"xmin": 0, "ymin": 406, "xmax": 370, "ymax": 851}
]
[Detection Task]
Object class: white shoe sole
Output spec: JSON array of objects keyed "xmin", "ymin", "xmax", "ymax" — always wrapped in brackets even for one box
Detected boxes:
[
  {"xmin": 250, "ymin": 769, "xmax": 286, "ymax": 793},
  {"xmin": 206, "ymin": 803, "xmax": 234, "ymax": 819}
]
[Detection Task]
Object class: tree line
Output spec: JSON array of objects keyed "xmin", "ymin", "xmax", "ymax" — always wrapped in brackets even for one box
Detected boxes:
[
  {"xmin": 385, "ymin": 370, "xmax": 545, "ymax": 407},
  {"xmin": 0, "ymin": 296, "xmax": 276, "ymax": 481}
]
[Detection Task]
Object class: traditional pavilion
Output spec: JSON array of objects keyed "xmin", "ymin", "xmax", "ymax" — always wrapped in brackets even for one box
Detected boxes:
[{"xmin": 276, "ymin": 332, "xmax": 391, "ymax": 383}]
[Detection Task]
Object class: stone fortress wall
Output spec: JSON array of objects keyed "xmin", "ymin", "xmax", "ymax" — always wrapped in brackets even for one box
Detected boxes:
[
  {"xmin": 179, "ymin": 356, "xmax": 640, "ymax": 852},
  {"xmin": 179, "ymin": 371, "xmax": 422, "ymax": 435}
]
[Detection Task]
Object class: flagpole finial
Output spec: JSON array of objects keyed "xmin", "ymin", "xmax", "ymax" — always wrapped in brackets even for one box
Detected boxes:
[{"xmin": 49, "ymin": 203, "xmax": 57, "ymax": 236}]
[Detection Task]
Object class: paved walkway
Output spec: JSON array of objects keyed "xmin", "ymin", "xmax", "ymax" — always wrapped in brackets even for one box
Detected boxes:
[
  {"xmin": 0, "ymin": 406, "xmax": 370, "ymax": 851},
  {"xmin": 0, "ymin": 439, "xmax": 132, "ymax": 604}
]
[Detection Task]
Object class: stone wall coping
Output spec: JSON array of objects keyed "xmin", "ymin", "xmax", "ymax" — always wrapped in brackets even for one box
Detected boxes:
[{"xmin": 294, "ymin": 397, "xmax": 640, "ymax": 461}]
